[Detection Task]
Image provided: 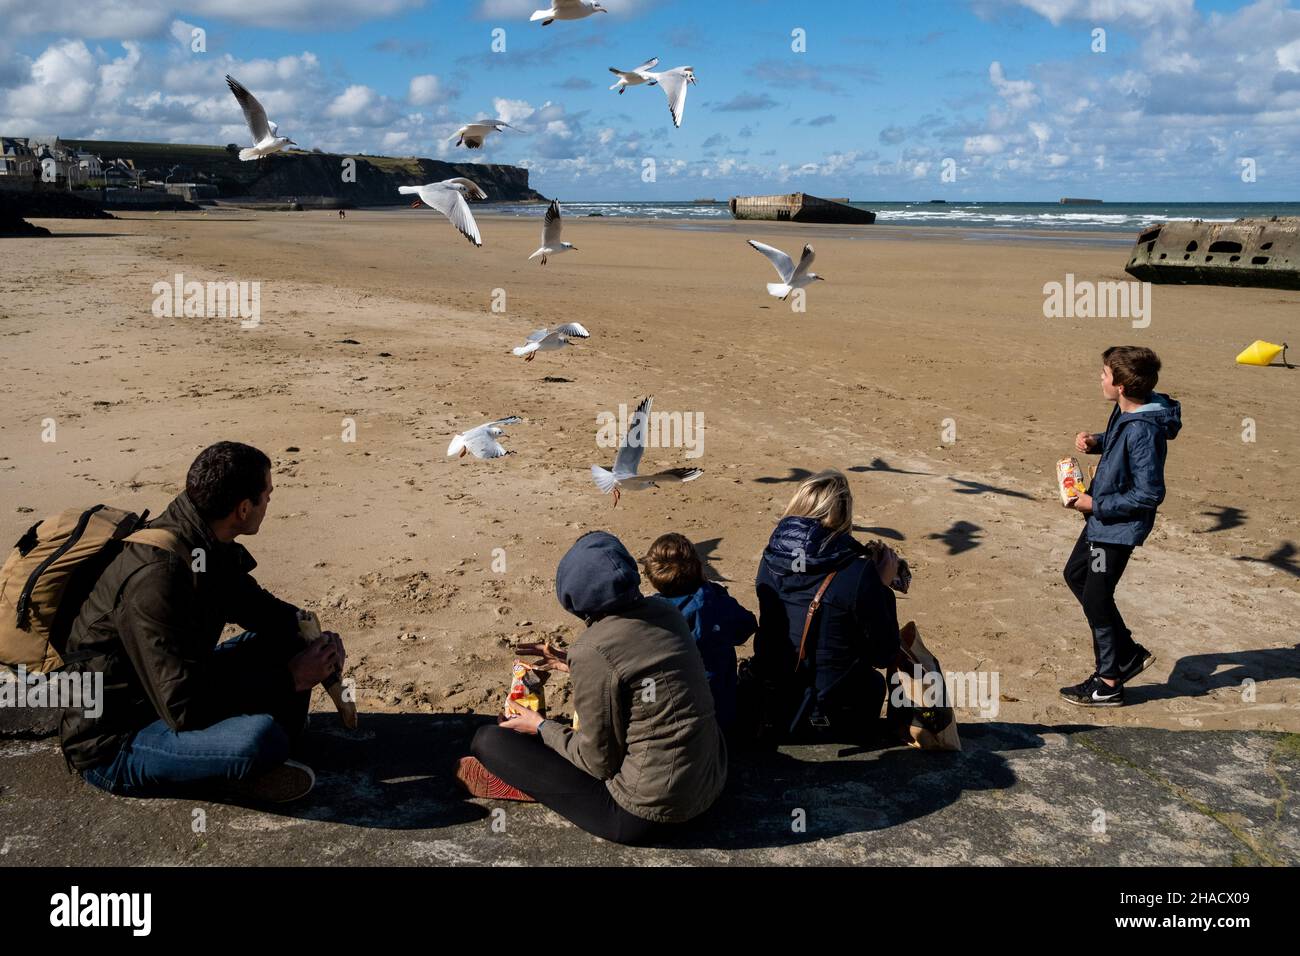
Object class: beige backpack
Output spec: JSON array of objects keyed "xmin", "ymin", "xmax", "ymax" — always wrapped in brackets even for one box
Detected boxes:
[{"xmin": 0, "ymin": 505, "xmax": 186, "ymax": 673}]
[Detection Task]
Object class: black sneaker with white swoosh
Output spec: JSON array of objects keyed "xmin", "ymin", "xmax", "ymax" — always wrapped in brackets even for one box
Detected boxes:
[{"xmin": 1059, "ymin": 674, "xmax": 1125, "ymax": 707}]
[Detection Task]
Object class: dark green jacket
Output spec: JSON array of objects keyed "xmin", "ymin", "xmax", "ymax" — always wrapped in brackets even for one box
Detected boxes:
[
  {"xmin": 540, "ymin": 597, "xmax": 728, "ymax": 823},
  {"xmin": 59, "ymin": 493, "xmax": 300, "ymax": 771}
]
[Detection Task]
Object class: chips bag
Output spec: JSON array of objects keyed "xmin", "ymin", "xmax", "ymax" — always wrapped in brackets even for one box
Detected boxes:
[
  {"xmin": 507, "ymin": 660, "xmax": 548, "ymax": 715},
  {"xmin": 1057, "ymin": 457, "xmax": 1088, "ymax": 507}
]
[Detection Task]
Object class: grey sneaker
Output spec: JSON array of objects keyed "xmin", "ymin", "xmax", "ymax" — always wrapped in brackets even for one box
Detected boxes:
[{"xmin": 228, "ymin": 759, "xmax": 316, "ymax": 804}]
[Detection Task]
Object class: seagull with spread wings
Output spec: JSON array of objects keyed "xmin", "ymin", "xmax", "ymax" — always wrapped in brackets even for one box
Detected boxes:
[
  {"xmin": 225, "ymin": 75, "xmax": 297, "ymax": 161},
  {"xmin": 450, "ymin": 120, "xmax": 519, "ymax": 150},
  {"xmin": 513, "ymin": 323, "xmax": 590, "ymax": 361},
  {"xmin": 447, "ymin": 417, "xmax": 524, "ymax": 460},
  {"xmin": 398, "ymin": 178, "xmax": 488, "ymax": 247},
  {"xmin": 591, "ymin": 396, "xmax": 704, "ymax": 507},
  {"xmin": 747, "ymin": 240, "xmax": 825, "ymax": 301},
  {"xmin": 528, "ymin": 200, "xmax": 577, "ymax": 265},
  {"xmin": 643, "ymin": 66, "xmax": 696, "ymax": 128},
  {"xmin": 531, "ymin": 0, "xmax": 607, "ymax": 25},
  {"xmin": 609, "ymin": 57, "xmax": 660, "ymax": 94}
]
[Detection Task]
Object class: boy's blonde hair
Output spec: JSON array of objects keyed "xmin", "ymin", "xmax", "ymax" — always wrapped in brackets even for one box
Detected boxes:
[{"xmin": 783, "ymin": 469, "xmax": 853, "ymax": 538}]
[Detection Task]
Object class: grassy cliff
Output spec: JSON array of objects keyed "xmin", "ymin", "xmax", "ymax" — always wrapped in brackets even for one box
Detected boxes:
[{"xmin": 64, "ymin": 140, "xmax": 544, "ymax": 205}]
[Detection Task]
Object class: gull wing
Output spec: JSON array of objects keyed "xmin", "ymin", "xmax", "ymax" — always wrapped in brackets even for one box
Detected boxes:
[
  {"xmin": 226, "ymin": 75, "xmax": 271, "ymax": 142},
  {"xmin": 657, "ymin": 68, "xmax": 692, "ymax": 127},
  {"xmin": 553, "ymin": 322, "xmax": 589, "ymax": 339},
  {"xmin": 789, "ymin": 244, "xmax": 817, "ymax": 285},
  {"xmin": 420, "ymin": 184, "xmax": 482, "ymax": 247},
  {"xmin": 613, "ymin": 396, "xmax": 652, "ymax": 478},
  {"xmin": 526, "ymin": 328, "xmax": 552, "ymax": 342},
  {"xmin": 747, "ymin": 240, "xmax": 795, "ymax": 283},
  {"xmin": 444, "ymin": 177, "xmax": 488, "ymax": 200},
  {"xmin": 465, "ymin": 433, "xmax": 509, "ymax": 459},
  {"xmin": 644, "ymin": 467, "xmax": 704, "ymax": 484},
  {"xmin": 542, "ymin": 199, "xmax": 563, "ymax": 246},
  {"xmin": 634, "ymin": 57, "xmax": 661, "ymax": 74}
]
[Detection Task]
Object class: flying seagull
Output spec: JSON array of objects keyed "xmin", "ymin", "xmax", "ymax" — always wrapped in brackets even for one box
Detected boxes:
[
  {"xmin": 644, "ymin": 66, "xmax": 696, "ymax": 128},
  {"xmin": 398, "ymin": 178, "xmax": 487, "ymax": 247},
  {"xmin": 225, "ymin": 75, "xmax": 296, "ymax": 161},
  {"xmin": 531, "ymin": 0, "xmax": 607, "ymax": 25},
  {"xmin": 447, "ymin": 417, "xmax": 524, "ymax": 460},
  {"xmin": 528, "ymin": 200, "xmax": 577, "ymax": 265},
  {"xmin": 591, "ymin": 396, "xmax": 704, "ymax": 507},
  {"xmin": 747, "ymin": 240, "xmax": 825, "ymax": 300},
  {"xmin": 609, "ymin": 57, "xmax": 660, "ymax": 94},
  {"xmin": 450, "ymin": 121, "xmax": 519, "ymax": 150},
  {"xmin": 513, "ymin": 323, "xmax": 590, "ymax": 361}
]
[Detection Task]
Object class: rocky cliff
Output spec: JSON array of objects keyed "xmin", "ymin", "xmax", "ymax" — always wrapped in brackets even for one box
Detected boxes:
[{"xmin": 64, "ymin": 140, "xmax": 543, "ymax": 206}]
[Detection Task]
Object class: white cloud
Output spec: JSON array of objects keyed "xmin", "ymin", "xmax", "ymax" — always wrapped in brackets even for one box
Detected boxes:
[
  {"xmin": 0, "ymin": 0, "xmax": 425, "ymax": 38},
  {"xmin": 964, "ymin": 133, "xmax": 1004, "ymax": 155},
  {"xmin": 989, "ymin": 61, "xmax": 1038, "ymax": 111},
  {"xmin": 408, "ymin": 74, "xmax": 444, "ymax": 106},
  {"xmin": 989, "ymin": 0, "xmax": 1195, "ymax": 27}
]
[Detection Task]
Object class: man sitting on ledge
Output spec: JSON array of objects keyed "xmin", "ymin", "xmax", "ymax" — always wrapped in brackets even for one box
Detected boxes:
[{"xmin": 60, "ymin": 441, "xmax": 344, "ymax": 804}]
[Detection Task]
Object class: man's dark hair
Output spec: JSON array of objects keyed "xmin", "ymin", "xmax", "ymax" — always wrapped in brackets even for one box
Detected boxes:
[
  {"xmin": 185, "ymin": 442, "xmax": 271, "ymax": 520},
  {"xmin": 1103, "ymin": 345, "xmax": 1161, "ymax": 399}
]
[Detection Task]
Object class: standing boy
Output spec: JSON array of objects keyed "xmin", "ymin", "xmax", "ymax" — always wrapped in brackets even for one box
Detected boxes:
[{"xmin": 1061, "ymin": 346, "xmax": 1182, "ymax": 707}]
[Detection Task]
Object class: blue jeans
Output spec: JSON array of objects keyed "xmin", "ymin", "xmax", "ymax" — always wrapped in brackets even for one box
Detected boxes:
[{"xmin": 82, "ymin": 631, "xmax": 308, "ymax": 798}]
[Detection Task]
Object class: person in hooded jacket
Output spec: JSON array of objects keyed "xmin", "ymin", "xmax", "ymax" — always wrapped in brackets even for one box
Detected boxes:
[
  {"xmin": 752, "ymin": 469, "xmax": 902, "ymax": 741},
  {"xmin": 1061, "ymin": 346, "xmax": 1182, "ymax": 707},
  {"xmin": 458, "ymin": 531, "xmax": 727, "ymax": 845}
]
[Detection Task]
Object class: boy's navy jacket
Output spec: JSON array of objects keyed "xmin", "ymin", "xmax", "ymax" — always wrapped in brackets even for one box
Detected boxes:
[
  {"xmin": 754, "ymin": 516, "xmax": 900, "ymax": 716},
  {"xmin": 655, "ymin": 581, "xmax": 757, "ymax": 726},
  {"xmin": 1086, "ymin": 393, "xmax": 1182, "ymax": 547}
]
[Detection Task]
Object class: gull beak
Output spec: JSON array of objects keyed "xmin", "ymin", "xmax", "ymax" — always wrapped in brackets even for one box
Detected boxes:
[{"xmin": 816, "ymin": 275, "xmax": 827, "ymax": 281}]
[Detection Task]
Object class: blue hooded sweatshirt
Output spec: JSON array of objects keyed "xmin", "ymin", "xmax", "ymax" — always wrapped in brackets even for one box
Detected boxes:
[
  {"xmin": 1086, "ymin": 392, "xmax": 1182, "ymax": 547},
  {"xmin": 654, "ymin": 582, "xmax": 757, "ymax": 728}
]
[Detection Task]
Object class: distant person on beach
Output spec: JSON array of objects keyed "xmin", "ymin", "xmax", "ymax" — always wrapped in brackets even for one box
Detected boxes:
[
  {"xmin": 457, "ymin": 531, "xmax": 727, "ymax": 845},
  {"xmin": 60, "ymin": 442, "xmax": 345, "ymax": 803},
  {"xmin": 641, "ymin": 533, "xmax": 756, "ymax": 731},
  {"xmin": 338, "ymin": 209, "xmax": 346, "ymax": 219},
  {"xmin": 749, "ymin": 469, "xmax": 901, "ymax": 742},
  {"xmin": 1060, "ymin": 347, "xmax": 1181, "ymax": 707}
]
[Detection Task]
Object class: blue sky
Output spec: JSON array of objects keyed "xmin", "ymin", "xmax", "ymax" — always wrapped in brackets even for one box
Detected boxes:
[{"xmin": 2, "ymin": 0, "xmax": 1298, "ymax": 200}]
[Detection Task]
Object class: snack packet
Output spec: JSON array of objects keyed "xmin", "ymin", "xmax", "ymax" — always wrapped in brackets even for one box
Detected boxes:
[
  {"xmin": 1057, "ymin": 457, "xmax": 1088, "ymax": 507},
  {"xmin": 507, "ymin": 660, "xmax": 548, "ymax": 715}
]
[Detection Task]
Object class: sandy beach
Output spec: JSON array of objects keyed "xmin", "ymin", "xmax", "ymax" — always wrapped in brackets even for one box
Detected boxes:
[{"xmin": 2, "ymin": 209, "xmax": 1297, "ymax": 735}]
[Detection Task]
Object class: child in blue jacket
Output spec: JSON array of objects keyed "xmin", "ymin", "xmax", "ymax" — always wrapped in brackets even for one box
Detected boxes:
[
  {"xmin": 642, "ymin": 533, "xmax": 757, "ymax": 729},
  {"xmin": 1061, "ymin": 346, "xmax": 1182, "ymax": 707}
]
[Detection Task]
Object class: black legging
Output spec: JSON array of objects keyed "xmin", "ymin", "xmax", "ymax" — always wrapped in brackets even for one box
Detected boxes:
[
  {"xmin": 470, "ymin": 725, "xmax": 658, "ymax": 845},
  {"xmin": 1063, "ymin": 529, "xmax": 1136, "ymax": 679}
]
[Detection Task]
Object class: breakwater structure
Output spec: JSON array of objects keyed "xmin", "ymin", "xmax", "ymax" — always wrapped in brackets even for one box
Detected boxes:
[{"xmin": 1125, "ymin": 217, "xmax": 1299, "ymax": 290}]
